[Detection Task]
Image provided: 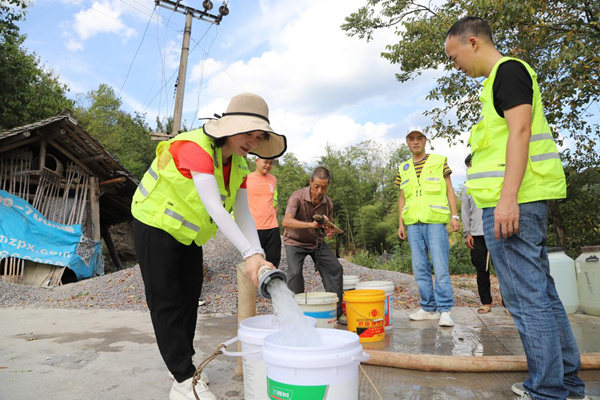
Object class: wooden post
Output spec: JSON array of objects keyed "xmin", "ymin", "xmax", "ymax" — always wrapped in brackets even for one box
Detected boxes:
[
  {"xmin": 38, "ymin": 140, "xmax": 47, "ymax": 171},
  {"xmin": 235, "ymin": 262, "xmax": 257, "ymax": 376},
  {"xmin": 101, "ymin": 225, "xmax": 124, "ymax": 272},
  {"xmin": 89, "ymin": 176, "xmax": 101, "ymax": 241}
]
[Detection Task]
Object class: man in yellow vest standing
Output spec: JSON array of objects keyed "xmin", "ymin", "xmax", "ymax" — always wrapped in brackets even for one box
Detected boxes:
[
  {"xmin": 396, "ymin": 128, "xmax": 460, "ymax": 327},
  {"xmin": 445, "ymin": 17, "xmax": 587, "ymax": 400}
]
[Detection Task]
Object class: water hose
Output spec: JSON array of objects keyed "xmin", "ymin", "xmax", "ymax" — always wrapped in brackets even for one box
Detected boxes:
[{"xmin": 363, "ymin": 350, "xmax": 600, "ymax": 372}]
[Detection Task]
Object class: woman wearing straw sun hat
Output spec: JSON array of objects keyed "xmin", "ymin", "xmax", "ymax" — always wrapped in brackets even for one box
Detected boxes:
[{"xmin": 131, "ymin": 93, "xmax": 286, "ymax": 400}]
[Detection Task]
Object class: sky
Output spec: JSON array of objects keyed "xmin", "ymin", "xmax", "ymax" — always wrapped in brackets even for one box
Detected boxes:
[{"xmin": 17, "ymin": 0, "xmax": 473, "ymax": 187}]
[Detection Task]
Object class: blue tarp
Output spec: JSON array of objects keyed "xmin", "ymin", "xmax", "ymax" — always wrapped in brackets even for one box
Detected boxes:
[{"xmin": 0, "ymin": 190, "xmax": 103, "ymax": 280}]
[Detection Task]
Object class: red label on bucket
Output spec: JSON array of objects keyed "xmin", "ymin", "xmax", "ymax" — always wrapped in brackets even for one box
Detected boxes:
[{"xmin": 357, "ymin": 325, "xmax": 385, "ymax": 338}]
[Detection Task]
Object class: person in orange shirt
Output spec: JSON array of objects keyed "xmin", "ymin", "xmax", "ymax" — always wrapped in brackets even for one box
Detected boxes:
[{"xmin": 246, "ymin": 157, "xmax": 281, "ymax": 267}]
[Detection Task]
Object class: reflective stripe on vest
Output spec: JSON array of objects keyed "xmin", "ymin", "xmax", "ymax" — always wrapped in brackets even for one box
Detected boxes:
[
  {"xmin": 131, "ymin": 129, "xmax": 250, "ymax": 245},
  {"xmin": 531, "ymin": 152, "xmax": 560, "ymax": 162},
  {"xmin": 466, "ymin": 57, "xmax": 566, "ymax": 208},
  {"xmin": 164, "ymin": 209, "xmax": 200, "ymax": 232},
  {"xmin": 138, "ymin": 181, "xmax": 149, "ymax": 197},
  {"xmin": 398, "ymin": 154, "xmax": 451, "ymax": 225},
  {"xmin": 468, "ymin": 171, "xmax": 505, "ymax": 180},
  {"xmin": 136, "ymin": 166, "xmax": 158, "ymax": 198},
  {"xmin": 148, "ymin": 165, "xmax": 158, "ymax": 180}
]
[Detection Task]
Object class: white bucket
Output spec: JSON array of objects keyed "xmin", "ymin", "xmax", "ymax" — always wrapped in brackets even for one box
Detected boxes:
[
  {"xmin": 343, "ymin": 275, "xmax": 360, "ymax": 291},
  {"xmin": 576, "ymin": 246, "xmax": 600, "ymax": 316},
  {"xmin": 220, "ymin": 314, "xmax": 317, "ymax": 400},
  {"xmin": 355, "ymin": 280, "xmax": 395, "ymax": 330},
  {"xmin": 294, "ymin": 292, "xmax": 338, "ymax": 329},
  {"xmin": 262, "ymin": 328, "xmax": 369, "ymax": 400},
  {"xmin": 342, "ymin": 275, "xmax": 360, "ymax": 316},
  {"xmin": 548, "ymin": 248, "xmax": 579, "ymax": 314}
]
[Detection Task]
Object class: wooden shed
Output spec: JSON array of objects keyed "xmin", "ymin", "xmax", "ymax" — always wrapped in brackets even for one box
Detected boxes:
[{"xmin": 0, "ymin": 111, "xmax": 139, "ymax": 286}]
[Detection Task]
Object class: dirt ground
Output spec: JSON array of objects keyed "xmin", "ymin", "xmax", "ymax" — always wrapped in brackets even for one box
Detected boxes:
[{"xmin": 100, "ymin": 222, "xmax": 504, "ymax": 310}]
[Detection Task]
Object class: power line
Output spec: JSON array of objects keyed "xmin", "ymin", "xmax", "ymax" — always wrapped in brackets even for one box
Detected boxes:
[
  {"xmin": 153, "ymin": 0, "xmax": 230, "ymax": 135},
  {"xmin": 118, "ymin": 4, "xmax": 157, "ymax": 96},
  {"xmin": 142, "ymin": 10, "xmax": 215, "ymax": 118},
  {"xmin": 157, "ymin": 6, "xmax": 179, "ymax": 123},
  {"xmin": 70, "ymin": 0, "xmax": 182, "ymax": 37},
  {"xmin": 189, "ymin": 25, "xmax": 218, "ymax": 130}
]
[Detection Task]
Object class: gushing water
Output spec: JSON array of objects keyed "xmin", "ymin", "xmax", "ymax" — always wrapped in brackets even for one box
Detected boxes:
[{"xmin": 267, "ymin": 279, "xmax": 322, "ymax": 347}]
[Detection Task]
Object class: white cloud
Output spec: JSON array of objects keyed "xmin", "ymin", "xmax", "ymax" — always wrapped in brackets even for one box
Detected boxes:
[
  {"xmin": 190, "ymin": 57, "xmax": 223, "ymax": 82},
  {"xmin": 65, "ymin": 38, "xmax": 84, "ymax": 52},
  {"xmin": 162, "ymin": 39, "xmax": 183, "ymax": 70},
  {"xmin": 132, "ymin": 0, "xmax": 463, "ymax": 171},
  {"xmin": 71, "ymin": 1, "xmax": 136, "ymax": 43},
  {"xmin": 191, "ymin": 0, "xmax": 400, "ymax": 110},
  {"xmin": 178, "ymin": 0, "xmax": 420, "ymax": 166}
]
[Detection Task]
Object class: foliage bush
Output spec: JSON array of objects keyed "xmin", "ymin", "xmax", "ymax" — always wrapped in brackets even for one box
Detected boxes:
[{"xmin": 349, "ymin": 239, "xmax": 485, "ymax": 276}]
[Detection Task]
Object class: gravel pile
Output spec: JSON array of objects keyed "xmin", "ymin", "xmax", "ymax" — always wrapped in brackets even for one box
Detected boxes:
[{"xmin": 0, "ymin": 231, "xmax": 496, "ymax": 313}]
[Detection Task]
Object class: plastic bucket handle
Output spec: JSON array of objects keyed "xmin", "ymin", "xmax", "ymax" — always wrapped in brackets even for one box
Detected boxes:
[
  {"xmin": 352, "ymin": 351, "xmax": 370, "ymax": 363},
  {"xmin": 219, "ymin": 336, "xmax": 261, "ymax": 357},
  {"xmin": 345, "ymin": 300, "xmax": 384, "ymax": 322}
]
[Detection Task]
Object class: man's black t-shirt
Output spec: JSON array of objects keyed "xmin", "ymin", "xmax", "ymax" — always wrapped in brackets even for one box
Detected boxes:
[{"xmin": 492, "ymin": 60, "xmax": 533, "ymax": 118}]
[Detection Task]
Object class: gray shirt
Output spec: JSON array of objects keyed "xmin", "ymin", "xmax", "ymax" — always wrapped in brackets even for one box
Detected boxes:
[
  {"xmin": 283, "ymin": 186, "xmax": 333, "ymax": 250},
  {"xmin": 461, "ymin": 190, "xmax": 483, "ymax": 237}
]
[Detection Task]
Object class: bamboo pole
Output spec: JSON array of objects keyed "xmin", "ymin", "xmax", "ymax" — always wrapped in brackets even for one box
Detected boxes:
[
  {"xmin": 77, "ymin": 175, "xmax": 89, "ymax": 224},
  {"xmin": 363, "ymin": 350, "xmax": 600, "ymax": 372}
]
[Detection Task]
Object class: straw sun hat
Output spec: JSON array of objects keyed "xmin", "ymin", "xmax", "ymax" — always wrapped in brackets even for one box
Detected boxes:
[{"xmin": 203, "ymin": 93, "xmax": 287, "ymax": 159}]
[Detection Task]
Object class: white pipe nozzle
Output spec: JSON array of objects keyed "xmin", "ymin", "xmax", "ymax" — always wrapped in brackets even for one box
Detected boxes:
[{"xmin": 257, "ymin": 265, "xmax": 287, "ymax": 299}]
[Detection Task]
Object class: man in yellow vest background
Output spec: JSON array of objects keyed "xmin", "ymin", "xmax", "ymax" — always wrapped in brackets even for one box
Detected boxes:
[
  {"xmin": 445, "ymin": 17, "xmax": 587, "ymax": 400},
  {"xmin": 396, "ymin": 128, "xmax": 460, "ymax": 327}
]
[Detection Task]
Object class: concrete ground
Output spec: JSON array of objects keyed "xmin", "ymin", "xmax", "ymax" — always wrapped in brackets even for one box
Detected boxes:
[{"xmin": 1, "ymin": 307, "xmax": 599, "ymax": 400}]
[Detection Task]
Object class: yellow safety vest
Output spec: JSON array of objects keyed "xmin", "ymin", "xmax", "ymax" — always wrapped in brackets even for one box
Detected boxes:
[
  {"xmin": 398, "ymin": 154, "xmax": 451, "ymax": 225},
  {"xmin": 466, "ymin": 57, "xmax": 566, "ymax": 208},
  {"xmin": 131, "ymin": 129, "xmax": 250, "ymax": 245}
]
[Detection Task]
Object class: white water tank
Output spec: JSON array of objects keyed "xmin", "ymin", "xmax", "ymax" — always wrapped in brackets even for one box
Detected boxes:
[
  {"xmin": 576, "ymin": 246, "xmax": 600, "ymax": 316},
  {"xmin": 548, "ymin": 248, "xmax": 579, "ymax": 314}
]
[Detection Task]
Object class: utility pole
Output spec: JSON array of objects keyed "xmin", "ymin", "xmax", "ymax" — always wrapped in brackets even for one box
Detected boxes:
[
  {"xmin": 172, "ymin": 11, "xmax": 192, "ymax": 138},
  {"xmin": 154, "ymin": 0, "xmax": 230, "ymax": 139}
]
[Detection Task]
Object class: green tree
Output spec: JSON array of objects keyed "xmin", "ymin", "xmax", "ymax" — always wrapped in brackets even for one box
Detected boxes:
[
  {"xmin": 270, "ymin": 152, "xmax": 310, "ymax": 222},
  {"xmin": 75, "ymin": 84, "xmax": 156, "ymax": 179},
  {"xmin": 316, "ymin": 141, "xmax": 411, "ymax": 254},
  {"xmin": 548, "ymin": 167, "xmax": 600, "ymax": 254},
  {"xmin": 381, "ymin": 143, "xmax": 412, "ymax": 211},
  {"xmin": 1, "ymin": 0, "xmax": 27, "ymax": 38},
  {"xmin": 342, "ymin": 0, "xmax": 600, "ymax": 166},
  {"xmin": 1, "ymin": 2, "xmax": 73, "ymax": 130}
]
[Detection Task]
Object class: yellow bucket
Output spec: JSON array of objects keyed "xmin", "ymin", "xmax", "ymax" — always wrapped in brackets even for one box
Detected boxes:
[{"xmin": 343, "ymin": 289, "xmax": 386, "ymax": 343}]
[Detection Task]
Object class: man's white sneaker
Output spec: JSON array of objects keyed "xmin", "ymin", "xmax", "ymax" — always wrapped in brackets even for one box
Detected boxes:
[
  {"xmin": 169, "ymin": 376, "xmax": 217, "ymax": 400},
  {"xmin": 408, "ymin": 309, "xmax": 440, "ymax": 321},
  {"xmin": 338, "ymin": 314, "xmax": 347, "ymax": 325},
  {"xmin": 169, "ymin": 370, "xmax": 210, "ymax": 385},
  {"xmin": 438, "ymin": 311, "xmax": 454, "ymax": 327},
  {"xmin": 512, "ymin": 382, "xmax": 589, "ymax": 400}
]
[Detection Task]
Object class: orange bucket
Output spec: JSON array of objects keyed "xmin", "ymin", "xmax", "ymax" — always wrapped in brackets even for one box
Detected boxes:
[{"xmin": 343, "ymin": 289, "xmax": 386, "ymax": 343}]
